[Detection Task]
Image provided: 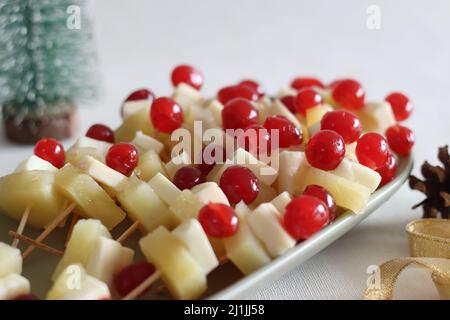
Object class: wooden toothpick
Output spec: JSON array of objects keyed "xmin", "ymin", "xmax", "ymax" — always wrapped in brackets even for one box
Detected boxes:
[
  {"xmin": 22, "ymin": 202, "xmax": 76, "ymax": 258},
  {"xmin": 9, "ymin": 231, "xmax": 64, "ymax": 257},
  {"xmin": 12, "ymin": 206, "xmax": 31, "ymax": 248},
  {"xmin": 122, "ymin": 270, "xmax": 162, "ymax": 300},
  {"xmin": 116, "ymin": 221, "xmax": 140, "ymax": 244}
]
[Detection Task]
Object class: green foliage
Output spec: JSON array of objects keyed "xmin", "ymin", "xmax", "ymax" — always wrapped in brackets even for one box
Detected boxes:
[{"xmin": 0, "ymin": 0, "xmax": 97, "ymax": 119}]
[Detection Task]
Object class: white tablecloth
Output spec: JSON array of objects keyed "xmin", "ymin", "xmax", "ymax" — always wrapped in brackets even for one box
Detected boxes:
[{"xmin": 1, "ymin": 0, "xmax": 449, "ymax": 299}]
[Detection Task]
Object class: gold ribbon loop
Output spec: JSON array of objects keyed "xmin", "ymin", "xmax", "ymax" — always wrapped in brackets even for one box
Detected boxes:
[{"xmin": 364, "ymin": 219, "xmax": 450, "ymax": 300}]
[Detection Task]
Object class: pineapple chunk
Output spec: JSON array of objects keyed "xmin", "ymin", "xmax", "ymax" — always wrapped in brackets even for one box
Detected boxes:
[
  {"xmin": 115, "ymin": 106, "xmax": 154, "ymax": 142},
  {"xmin": 296, "ymin": 165, "xmax": 371, "ymax": 213},
  {"xmin": 224, "ymin": 202, "xmax": 271, "ymax": 275},
  {"xmin": 0, "ymin": 274, "xmax": 30, "ymax": 300},
  {"xmin": 78, "ymin": 155, "xmax": 128, "ymax": 194},
  {"xmin": 66, "ymin": 147, "xmax": 104, "ymax": 167},
  {"xmin": 308, "ymin": 122, "xmax": 321, "ymax": 137},
  {"xmin": 134, "ymin": 150, "xmax": 167, "ymax": 181},
  {"xmin": 172, "ymin": 83, "xmax": 204, "ymax": 115},
  {"xmin": 55, "ymin": 165, "xmax": 126, "ymax": 229},
  {"xmin": 48, "ymin": 264, "xmax": 110, "ymax": 300},
  {"xmin": 0, "ymin": 243, "xmax": 22, "ymax": 277},
  {"xmin": 165, "ymin": 151, "xmax": 192, "ymax": 179},
  {"xmin": 86, "ymin": 237, "xmax": 134, "ymax": 286},
  {"xmin": 330, "ymin": 157, "xmax": 381, "ymax": 192},
  {"xmin": 354, "ymin": 101, "xmax": 396, "ymax": 134},
  {"xmin": 117, "ymin": 177, "xmax": 176, "ymax": 232},
  {"xmin": 53, "ymin": 219, "xmax": 111, "ymax": 280},
  {"xmin": 140, "ymin": 226, "xmax": 207, "ymax": 300},
  {"xmin": 122, "ymin": 99, "xmax": 150, "ymax": 119},
  {"xmin": 271, "ymin": 191, "xmax": 292, "ymax": 214},
  {"xmin": 131, "ymin": 131, "xmax": 164, "ymax": 154},
  {"xmin": 67, "ymin": 137, "xmax": 112, "ymax": 163},
  {"xmin": 247, "ymin": 203, "xmax": 296, "ymax": 258},
  {"xmin": 306, "ymin": 104, "xmax": 333, "ymax": 127},
  {"xmin": 276, "ymin": 150, "xmax": 307, "ymax": 195},
  {"xmin": 169, "ymin": 190, "xmax": 204, "ymax": 224},
  {"xmin": 148, "ymin": 173, "xmax": 182, "ymax": 206},
  {"xmin": 172, "ymin": 219, "xmax": 218, "ymax": 275},
  {"xmin": 0, "ymin": 170, "xmax": 67, "ymax": 229},
  {"xmin": 191, "ymin": 182, "xmax": 229, "ymax": 205},
  {"xmin": 208, "ymin": 148, "xmax": 278, "ymax": 186},
  {"xmin": 15, "ymin": 155, "xmax": 57, "ymax": 172}
]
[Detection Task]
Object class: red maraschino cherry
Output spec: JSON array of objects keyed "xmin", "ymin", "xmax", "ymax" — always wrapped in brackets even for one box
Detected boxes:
[
  {"xmin": 171, "ymin": 65, "xmax": 204, "ymax": 90},
  {"xmin": 106, "ymin": 143, "xmax": 139, "ymax": 175},
  {"xmin": 219, "ymin": 165, "xmax": 259, "ymax": 205},
  {"xmin": 290, "ymin": 77, "xmax": 324, "ymax": 91},
  {"xmin": 356, "ymin": 132, "xmax": 389, "ymax": 170},
  {"xmin": 150, "ymin": 97, "xmax": 184, "ymax": 133},
  {"xmin": 320, "ymin": 110, "xmax": 362, "ymax": 144},
  {"xmin": 295, "ymin": 88, "xmax": 323, "ymax": 116},
  {"xmin": 198, "ymin": 203, "xmax": 239, "ymax": 238},
  {"xmin": 222, "ymin": 98, "xmax": 259, "ymax": 130},
  {"xmin": 217, "ymin": 85, "xmax": 259, "ymax": 105},
  {"xmin": 263, "ymin": 115, "xmax": 303, "ymax": 148},
  {"xmin": 332, "ymin": 79, "xmax": 365, "ymax": 110},
  {"xmin": 86, "ymin": 124, "xmax": 115, "ymax": 143},
  {"xmin": 385, "ymin": 92, "xmax": 413, "ymax": 121},
  {"xmin": 305, "ymin": 130, "xmax": 345, "ymax": 171},
  {"xmin": 34, "ymin": 138, "xmax": 65, "ymax": 169},
  {"xmin": 385, "ymin": 124, "xmax": 415, "ymax": 156}
]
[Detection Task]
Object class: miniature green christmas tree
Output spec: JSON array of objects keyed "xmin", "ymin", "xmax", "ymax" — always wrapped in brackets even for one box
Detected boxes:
[{"xmin": 0, "ymin": 0, "xmax": 97, "ymax": 143}]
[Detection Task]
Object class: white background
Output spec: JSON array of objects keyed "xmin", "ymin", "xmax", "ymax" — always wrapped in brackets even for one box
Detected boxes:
[{"xmin": 1, "ymin": 0, "xmax": 449, "ymax": 299}]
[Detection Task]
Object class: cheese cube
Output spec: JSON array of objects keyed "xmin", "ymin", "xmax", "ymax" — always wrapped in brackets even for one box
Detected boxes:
[
  {"xmin": 117, "ymin": 177, "xmax": 176, "ymax": 232},
  {"xmin": 271, "ymin": 192, "xmax": 292, "ymax": 214},
  {"xmin": 0, "ymin": 170, "xmax": 68, "ymax": 229},
  {"xmin": 247, "ymin": 203, "xmax": 296, "ymax": 258},
  {"xmin": 140, "ymin": 226, "xmax": 207, "ymax": 300},
  {"xmin": 276, "ymin": 151, "xmax": 307, "ymax": 195},
  {"xmin": 165, "ymin": 151, "xmax": 192, "ymax": 179},
  {"xmin": 53, "ymin": 219, "xmax": 111, "ymax": 280},
  {"xmin": 251, "ymin": 183, "xmax": 277, "ymax": 208},
  {"xmin": 15, "ymin": 155, "xmax": 58, "ymax": 172},
  {"xmin": 131, "ymin": 131, "xmax": 164, "ymax": 154},
  {"xmin": 86, "ymin": 237, "xmax": 134, "ymax": 286},
  {"xmin": 78, "ymin": 155, "xmax": 128, "ymax": 194},
  {"xmin": 172, "ymin": 219, "xmax": 218, "ymax": 275},
  {"xmin": 134, "ymin": 150, "xmax": 167, "ymax": 181},
  {"xmin": 55, "ymin": 164, "xmax": 126, "ymax": 229},
  {"xmin": 122, "ymin": 99, "xmax": 151, "ymax": 119},
  {"xmin": 0, "ymin": 243, "xmax": 22, "ymax": 277},
  {"xmin": 191, "ymin": 182, "xmax": 229, "ymax": 205},
  {"xmin": 224, "ymin": 202, "xmax": 271, "ymax": 275},
  {"xmin": 0, "ymin": 274, "xmax": 30, "ymax": 300},
  {"xmin": 345, "ymin": 142, "xmax": 358, "ymax": 162},
  {"xmin": 148, "ymin": 173, "xmax": 182, "ymax": 206},
  {"xmin": 48, "ymin": 264, "xmax": 110, "ymax": 300}
]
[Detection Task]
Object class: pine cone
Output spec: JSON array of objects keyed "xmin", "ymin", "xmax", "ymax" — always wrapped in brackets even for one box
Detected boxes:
[{"xmin": 409, "ymin": 146, "xmax": 450, "ymax": 219}]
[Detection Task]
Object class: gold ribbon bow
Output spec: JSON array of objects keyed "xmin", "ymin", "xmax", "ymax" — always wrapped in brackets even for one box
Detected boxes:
[{"xmin": 364, "ymin": 219, "xmax": 450, "ymax": 300}]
